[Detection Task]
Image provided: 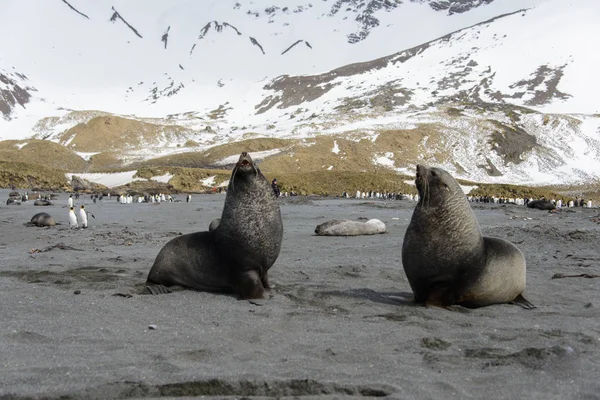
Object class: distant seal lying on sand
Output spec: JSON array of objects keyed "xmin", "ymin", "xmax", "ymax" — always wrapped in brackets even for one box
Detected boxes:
[
  {"xmin": 27, "ymin": 212, "xmax": 57, "ymax": 227},
  {"xmin": 527, "ymin": 199, "xmax": 556, "ymax": 210},
  {"xmin": 315, "ymin": 219, "xmax": 386, "ymax": 236},
  {"xmin": 402, "ymin": 165, "xmax": 534, "ymax": 309},
  {"xmin": 34, "ymin": 199, "xmax": 53, "ymax": 206},
  {"xmin": 146, "ymin": 152, "xmax": 284, "ymax": 299}
]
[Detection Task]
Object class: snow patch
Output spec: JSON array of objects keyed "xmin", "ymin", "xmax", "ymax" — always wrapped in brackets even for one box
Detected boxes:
[
  {"xmin": 373, "ymin": 152, "xmax": 395, "ymax": 167},
  {"xmin": 150, "ymin": 173, "xmax": 173, "ymax": 183},
  {"xmin": 331, "ymin": 140, "xmax": 340, "ymax": 154},
  {"xmin": 74, "ymin": 151, "xmax": 101, "ymax": 161},
  {"xmin": 214, "ymin": 149, "xmax": 282, "ymax": 166},
  {"xmin": 201, "ymin": 175, "xmax": 216, "ymax": 186},
  {"xmin": 65, "ymin": 171, "xmax": 142, "ymax": 188},
  {"xmin": 460, "ymin": 185, "xmax": 478, "ymax": 194}
]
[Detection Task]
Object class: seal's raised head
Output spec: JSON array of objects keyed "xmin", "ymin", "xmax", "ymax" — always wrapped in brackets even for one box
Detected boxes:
[
  {"xmin": 230, "ymin": 152, "xmax": 259, "ymax": 191},
  {"xmin": 416, "ymin": 165, "xmax": 463, "ymax": 207},
  {"xmin": 146, "ymin": 150, "xmax": 283, "ymax": 299}
]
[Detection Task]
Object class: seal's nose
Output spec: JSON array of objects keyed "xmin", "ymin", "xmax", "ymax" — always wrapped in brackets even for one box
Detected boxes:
[{"xmin": 241, "ymin": 152, "xmax": 248, "ymax": 157}]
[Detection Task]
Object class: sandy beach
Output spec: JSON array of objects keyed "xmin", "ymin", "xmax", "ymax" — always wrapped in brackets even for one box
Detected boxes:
[{"xmin": 1, "ymin": 190, "xmax": 599, "ymax": 399}]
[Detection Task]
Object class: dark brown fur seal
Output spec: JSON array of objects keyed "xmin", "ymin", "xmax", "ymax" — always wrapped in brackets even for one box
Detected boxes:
[
  {"xmin": 146, "ymin": 152, "xmax": 283, "ymax": 299},
  {"xmin": 527, "ymin": 199, "xmax": 556, "ymax": 210},
  {"xmin": 402, "ymin": 165, "xmax": 534, "ymax": 309},
  {"xmin": 27, "ymin": 212, "xmax": 57, "ymax": 227},
  {"xmin": 213, "ymin": 152, "xmax": 283, "ymax": 299},
  {"xmin": 34, "ymin": 199, "xmax": 53, "ymax": 206}
]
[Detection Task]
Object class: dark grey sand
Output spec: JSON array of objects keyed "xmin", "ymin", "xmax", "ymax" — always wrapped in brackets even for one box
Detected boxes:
[{"xmin": 1, "ymin": 190, "xmax": 600, "ymax": 399}]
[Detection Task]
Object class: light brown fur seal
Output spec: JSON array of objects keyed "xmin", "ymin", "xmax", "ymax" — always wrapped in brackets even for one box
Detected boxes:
[
  {"xmin": 401, "ymin": 165, "xmax": 534, "ymax": 309},
  {"xmin": 315, "ymin": 219, "xmax": 386, "ymax": 236}
]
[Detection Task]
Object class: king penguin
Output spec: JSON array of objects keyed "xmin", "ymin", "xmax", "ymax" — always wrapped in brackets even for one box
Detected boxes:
[
  {"xmin": 79, "ymin": 205, "xmax": 88, "ymax": 228},
  {"xmin": 68, "ymin": 207, "xmax": 78, "ymax": 229}
]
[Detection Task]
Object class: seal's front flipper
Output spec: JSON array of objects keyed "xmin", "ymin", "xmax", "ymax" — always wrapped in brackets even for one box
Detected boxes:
[
  {"xmin": 237, "ymin": 270, "xmax": 265, "ymax": 300},
  {"xmin": 146, "ymin": 284, "xmax": 173, "ymax": 295},
  {"xmin": 419, "ymin": 274, "xmax": 459, "ymax": 307},
  {"xmin": 511, "ymin": 294, "xmax": 536, "ymax": 310}
]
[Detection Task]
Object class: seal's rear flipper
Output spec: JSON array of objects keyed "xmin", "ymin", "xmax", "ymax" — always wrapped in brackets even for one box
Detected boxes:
[
  {"xmin": 512, "ymin": 294, "xmax": 536, "ymax": 310},
  {"xmin": 146, "ymin": 284, "xmax": 173, "ymax": 295}
]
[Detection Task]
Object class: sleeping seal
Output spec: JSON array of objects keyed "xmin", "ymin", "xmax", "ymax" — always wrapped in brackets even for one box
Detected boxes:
[
  {"xmin": 527, "ymin": 199, "xmax": 556, "ymax": 210},
  {"xmin": 27, "ymin": 212, "xmax": 57, "ymax": 227},
  {"xmin": 315, "ymin": 219, "xmax": 386, "ymax": 236}
]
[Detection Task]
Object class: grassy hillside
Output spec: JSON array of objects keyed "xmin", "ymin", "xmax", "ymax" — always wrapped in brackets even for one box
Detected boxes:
[
  {"xmin": 132, "ymin": 167, "xmax": 231, "ymax": 192},
  {"xmin": 0, "ymin": 161, "xmax": 69, "ymax": 190},
  {"xmin": 58, "ymin": 115, "xmax": 196, "ymax": 152},
  {"xmin": 262, "ymin": 171, "xmax": 414, "ymax": 196},
  {"xmin": 1, "ymin": 117, "xmax": 599, "ymax": 200},
  {"xmin": 0, "ymin": 140, "xmax": 87, "ymax": 171},
  {"xmin": 133, "ymin": 137, "xmax": 294, "ymax": 168},
  {"xmin": 469, "ymin": 183, "xmax": 566, "ymax": 202}
]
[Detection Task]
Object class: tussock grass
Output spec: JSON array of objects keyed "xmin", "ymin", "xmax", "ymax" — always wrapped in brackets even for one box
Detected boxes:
[
  {"xmin": 0, "ymin": 161, "xmax": 68, "ymax": 190},
  {"xmin": 540, "ymin": 182, "xmax": 600, "ymax": 203},
  {"xmin": 3, "ymin": 116, "xmax": 599, "ymax": 201},
  {"xmin": 0, "ymin": 140, "xmax": 87, "ymax": 172},
  {"xmin": 134, "ymin": 138, "xmax": 294, "ymax": 168},
  {"xmin": 199, "ymin": 138, "xmax": 294, "ymax": 165},
  {"xmin": 168, "ymin": 168, "xmax": 231, "ymax": 192},
  {"xmin": 469, "ymin": 183, "xmax": 582, "ymax": 202},
  {"xmin": 254, "ymin": 125, "xmax": 449, "ymax": 175},
  {"xmin": 262, "ymin": 171, "xmax": 415, "ymax": 196},
  {"xmin": 133, "ymin": 167, "xmax": 231, "ymax": 193},
  {"xmin": 132, "ymin": 152, "xmax": 209, "ymax": 169},
  {"xmin": 87, "ymin": 152, "xmax": 126, "ymax": 171}
]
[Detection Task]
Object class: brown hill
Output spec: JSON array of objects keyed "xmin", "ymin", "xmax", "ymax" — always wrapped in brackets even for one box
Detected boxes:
[
  {"xmin": 0, "ymin": 140, "xmax": 87, "ymax": 171},
  {"xmin": 58, "ymin": 115, "xmax": 196, "ymax": 152}
]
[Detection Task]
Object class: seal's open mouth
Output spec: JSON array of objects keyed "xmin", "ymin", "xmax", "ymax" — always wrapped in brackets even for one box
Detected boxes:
[{"xmin": 241, "ymin": 160, "xmax": 250, "ymax": 167}]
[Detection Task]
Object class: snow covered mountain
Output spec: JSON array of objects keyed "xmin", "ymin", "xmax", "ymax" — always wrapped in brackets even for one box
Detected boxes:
[{"xmin": 1, "ymin": 0, "xmax": 599, "ymax": 186}]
